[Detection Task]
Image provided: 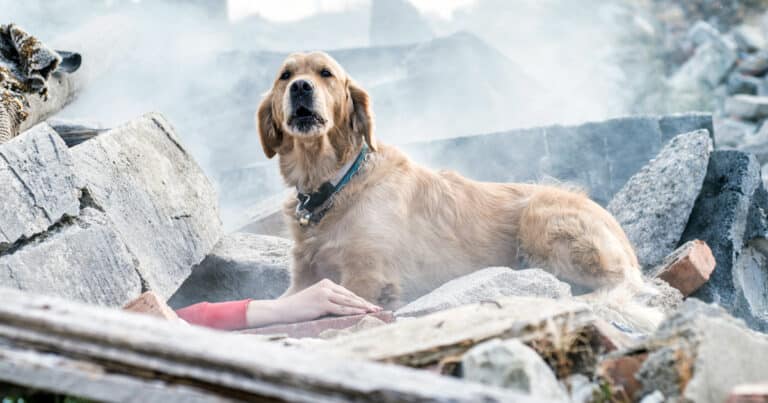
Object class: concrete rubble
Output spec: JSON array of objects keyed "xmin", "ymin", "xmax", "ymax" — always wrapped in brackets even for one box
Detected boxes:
[
  {"xmin": 0, "ymin": 113, "xmax": 221, "ymax": 306},
  {"xmin": 4, "ymin": 5, "xmax": 768, "ymax": 402}
]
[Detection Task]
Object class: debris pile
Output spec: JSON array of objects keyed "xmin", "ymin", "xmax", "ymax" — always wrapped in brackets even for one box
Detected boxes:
[{"xmin": 2, "ymin": 9, "xmax": 768, "ymax": 403}]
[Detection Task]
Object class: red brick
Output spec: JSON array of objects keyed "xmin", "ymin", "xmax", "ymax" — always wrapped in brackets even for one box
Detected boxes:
[
  {"xmin": 122, "ymin": 291, "xmax": 179, "ymax": 321},
  {"xmin": 240, "ymin": 311, "xmax": 394, "ymax": 338},
  {"xmin": 597, "ymin": 353, "xmax": 648, "ymax": 401},
  {"xmin": 651, "ymin": 240, "xmax": 716, "ymax": 297},
  {"xmin": 727, "ymin": 383, "xmax": 768, "ymax": 403}
]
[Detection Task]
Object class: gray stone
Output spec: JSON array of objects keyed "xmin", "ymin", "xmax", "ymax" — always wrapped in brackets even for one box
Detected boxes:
[
  {"xmin": 0, "ymin": 123, "xmax": 83, "ymax": 252},
  {"xmin": 680, "ymin": 150, "xmax": 767, "ymax": 331},
  {"xmin": 168, "ymin": 233, "xmax": 291, "ymax": 309},
  {"xmin": 369, "ymin": 0, "xmax": 432, "ymax": 47},
  {"xmin": 636, "ymin": 300, "xmax": 768, "ymax": 403},
  {"xmin": 395, "ymin": 268, "xmax": 572, "ymax": 318},
  {"xmin": 738, "ymin": 120, "xmax": 768, "ymax": 164},
  {"xmin": 72, "ymin": 113, "xmax": 222, "ymax": 299},
  {"xmin": 461, "ymin": 339, "xmax": 568, "ymax": 401},
  {"xmin": 737, "ymin": 50, "xmax": 768, "ymax": 76},
  {"xmin": 725, "ymin": 95, "xmax": 768, "ymax": 121},
  {"xmin": 670, "ymin": 26, "xmax": 737, "ymax": 88},
  {"xmin": 0, "ymin": 208, "xmax": 141, "ymax": 306},
  {"xmin": 608, "ymin": 130, "xmax": 712, "ymax": 269},
  {"xmin": 726, "ymin": 73, "xmax": 762, "ymax": 96},
  {"xmin": 688, "ymin": 21, "xmax": 726, "ymax": 48},
  {"xmin": 732, "ymin": 25, "xmax": 766, "ymax": 53},
  {"xmin": 714, "ymin": 117, "xmax": 757, "ymax": 148}
]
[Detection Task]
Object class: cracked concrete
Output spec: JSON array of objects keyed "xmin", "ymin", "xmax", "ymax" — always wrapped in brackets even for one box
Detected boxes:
[{"xmin": 0, "ymin": 113, "xmax": 222, "ymax": 306}]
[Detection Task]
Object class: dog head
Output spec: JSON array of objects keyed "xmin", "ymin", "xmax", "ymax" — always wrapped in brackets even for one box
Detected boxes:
[{"xmin": 257, "ymin": 51, "xmax": 376, "ymax": 159}]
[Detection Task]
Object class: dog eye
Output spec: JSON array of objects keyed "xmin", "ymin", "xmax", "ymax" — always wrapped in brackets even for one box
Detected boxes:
[
  {"xmin": 320, "ymin": 68, "xmax": 333, "ymax": 78},
  {"xmin": 280, "ymin": 71, "xmax": 291, "ymax": 80}
]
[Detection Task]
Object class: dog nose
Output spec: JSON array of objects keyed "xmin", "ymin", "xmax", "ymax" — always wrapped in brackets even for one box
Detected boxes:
[{"xmin": 290, "ymin": 80, "xmax": 314, "ymax": 96}]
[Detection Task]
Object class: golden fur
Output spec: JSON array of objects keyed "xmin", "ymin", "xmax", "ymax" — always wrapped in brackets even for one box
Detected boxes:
[{"xmin": 257, "ymin": 52, "xmax": 644, "ymax": 309}]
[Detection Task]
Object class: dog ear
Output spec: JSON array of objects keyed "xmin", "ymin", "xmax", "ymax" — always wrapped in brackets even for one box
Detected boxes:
[
  {"xmin": 256, "ymin": 92, "xmax": 283, "ymax": 159},
  {"xmin": 349, "ymin": 82, "xmax": 377, "ymax": 151}
]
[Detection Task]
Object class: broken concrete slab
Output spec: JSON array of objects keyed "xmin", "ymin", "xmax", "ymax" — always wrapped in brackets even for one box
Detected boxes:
[
  {"xmin": 319, "ymin": 297, "xmax": 597, "ymax": 368},
  {"xmin": 0, "ymin": 208, "xmax": 141, "ymax": 306},
  {"xmin": 725, "ymin": 95, "xmax": 768, "ymax": 121},
  {"xmin": 679, "ymin": 150, "xmax": 767, "ymax": 331},
  {"xmin": 404, "ymin": 113, "xmax": 714, "ymax": 206},
  {"xmin": 0, "ymin": 287, "xmax": 540, "ymax": 403},
  {"xmin": 462, "ymin": 339, "xmax": 569, "ymax": 401},
  {"xmin": 608, "ymin": 130, "xmax": 712, "ymax": 268},
  {"xmin": 0, "ymin": 123, "xmax": 83, "ymax": 252},
  {"xmin": 395, "ymin": 268, "xmax": 572, "ymax": 318},
  {"xmin": 240, "ymin": 311, "xmax": 395, "ymax": 339},
  {"xmin": 72, "ymin": 113, "xmax": 222, "ymax": 299},
  {"xmin": 634, "ymin": 300, "xmax": 768, "ymax": 403},
  {"xmin": 650, "ymin": 240, "xmax": 716, "ymax": 297},
  {"xmin": 669, "ymin": 31, "xmax": 736, "ymax": 88},
  {"xmin": 168, "ymin": 233, "xmax": 291, "ymax": 309}
]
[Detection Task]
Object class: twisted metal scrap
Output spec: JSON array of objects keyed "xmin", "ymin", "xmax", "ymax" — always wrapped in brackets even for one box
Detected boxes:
[{"xmin": 0, "ymin": 24, "xmax": 61, "ymax": 144}]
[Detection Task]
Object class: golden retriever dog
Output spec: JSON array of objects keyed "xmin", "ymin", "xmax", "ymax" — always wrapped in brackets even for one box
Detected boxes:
[{"xmin": 257, "ymin": 51, "xmax": 648, "ymax": 315}]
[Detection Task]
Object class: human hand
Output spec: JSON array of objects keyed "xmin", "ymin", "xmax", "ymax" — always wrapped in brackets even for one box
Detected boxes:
[{"xmin": 246, "ymin": 279, "xmax": 382, "ymax": 327}]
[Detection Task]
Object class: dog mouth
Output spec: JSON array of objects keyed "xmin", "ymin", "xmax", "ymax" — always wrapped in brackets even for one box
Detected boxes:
[{"xmin": 288, "ymin": 106, "xmax": 326, "ymax": 132}]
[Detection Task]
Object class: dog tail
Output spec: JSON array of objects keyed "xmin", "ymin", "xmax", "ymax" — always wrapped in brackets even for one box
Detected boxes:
[{"xmin": 577, "ymin": 271, "xmax": 665, "ymax": 334}]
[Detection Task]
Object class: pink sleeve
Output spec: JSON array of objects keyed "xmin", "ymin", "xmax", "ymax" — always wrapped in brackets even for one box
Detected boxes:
[{"xmin": 175, "ymin": 299, "xmax": 252, "ymax": 330}]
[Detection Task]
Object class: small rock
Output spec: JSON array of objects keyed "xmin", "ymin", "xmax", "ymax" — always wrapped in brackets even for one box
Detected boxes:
[
  {"xmin": 608, "ymin": 130, "xmax": 712, "ymax": 269},
  {"xmin": 598, "ymin": 353, "xmax": 648, "ymax": 401},
  {"xmin": 739, "ymin": 120, "xmax": 768, "ymax": 164},
  {"xmin": 671, "ymin": 24, "xmax": 737, "ymax": 88},
  {"xmin": 738, "ymin": 51, "xmax": 768, "ymax": 76},
  {"xmin": 649, "ymin": 240, "xmax": 716, "ymax": 297},
  {"xmin": 732, "ymin": 25, "xmax": 766, "ymax": 53},
  {"xmin": 461, "ymin": 339, "xmax": 569, "ymax": 401},
  {"xmin": 394, "ymin": 267, "xmax": 572, "ymax": 318},
  {"xmin": 726, "ymin": 95, "xmax": 768, "ymax": 121},
  {"xmin": 122, "ymin": 291, "xmax": 179, "ymax": 321},
  {"xmin": 168, "ymin": 233, "xmax": 291, "ymax": 309},
  {"xmin": 726, "ymin": 383, "xmax": 768, "ymax": 403},
  {"xmin": 714, "ymin": 117, "xmax": 757, "ymax": 148},
  {"xmin": 726, "ymin": 73, "xmax": 762, "ymax": 96}
]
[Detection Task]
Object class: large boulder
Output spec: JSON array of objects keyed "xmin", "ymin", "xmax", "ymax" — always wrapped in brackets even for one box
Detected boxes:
[
  {"xmin": 0, "ymin": 113, "xmax": 222, "ymax": 306},
  {"xmin": 608, "ymin": 130, "xmax": 712, "ymax": 269},
  {"xmin": 680, "ymin": 150, "xmax": 768, "ymax": 331},
  {"xmin": 395, "ymin": 267, "xmax": 572, "ymax": 318},
  {"xmin": 72, "ymin": 113, "xmax": 222, "ymax": 298},
  {"xmin": 168, "ymin": 233, "xmax": 291, "ymax": 309},
  {"xmin": 461, "ymin": 339, "xmax": 568, "ymax": 401}
]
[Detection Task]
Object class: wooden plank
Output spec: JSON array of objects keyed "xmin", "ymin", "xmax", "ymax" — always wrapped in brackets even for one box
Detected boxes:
[{"xmin": 0, "ymin": 287, "xmax": 539, "ymax": 403}]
